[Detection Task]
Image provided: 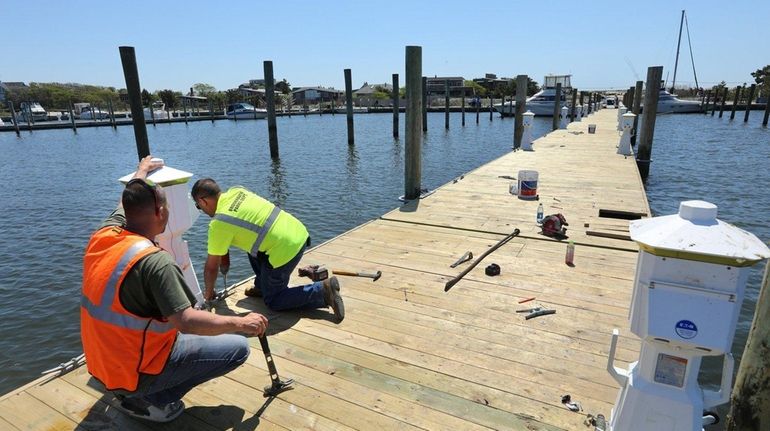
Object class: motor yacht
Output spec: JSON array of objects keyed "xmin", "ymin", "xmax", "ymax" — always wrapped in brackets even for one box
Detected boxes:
[
  {"xmin": 144, "ymin": 101, "xmax": 171, "ymax": 120},
  {"xmin": 494, "ymin": 75, "xmax": 571, "ymax": 117},
  {"xmin": 19, "ymin": 102, "xmax": 48, "ymax": 122},
  {"xmin": 226, "ymin": 102, "xmax": 267, "ymax": 120}
]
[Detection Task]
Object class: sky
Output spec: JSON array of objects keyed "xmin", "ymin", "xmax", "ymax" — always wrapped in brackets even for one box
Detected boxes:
[{"xmin": 2, "ymin": 0, "xmax": 768, "ymax": 93}]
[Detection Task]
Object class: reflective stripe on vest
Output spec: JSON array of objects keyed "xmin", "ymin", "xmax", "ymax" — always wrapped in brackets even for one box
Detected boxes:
[
  {"xmin": 214, "ymin": 205, "xmax": 282, "ymax": 256},
  {"xmin": 81, "ymin": 238, "xmax": 173, "ymax": 333}
]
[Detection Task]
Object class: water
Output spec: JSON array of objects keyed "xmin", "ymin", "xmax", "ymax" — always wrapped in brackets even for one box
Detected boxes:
[
  {"xmin": 0, "ymin": 112, "xmax": 552, "ymax": 395},
  {"xmin": 0, "ymin": 111, "xmax": 768, "ymax": 426}
]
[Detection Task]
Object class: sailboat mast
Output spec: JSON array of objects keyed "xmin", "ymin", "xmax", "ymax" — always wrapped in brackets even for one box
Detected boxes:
[
  {"xmin": 684, "ymin": 12, "xmax": 699, "ymax": 90},
  {"xmin": 671, "ymin": 9, "xmax": 685, "ymax": 93}
]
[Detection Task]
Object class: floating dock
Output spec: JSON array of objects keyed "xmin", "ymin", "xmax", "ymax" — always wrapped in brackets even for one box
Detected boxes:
[{"xmin": 0, "ymin": 107, "xmax": 648, "ymax": 430}]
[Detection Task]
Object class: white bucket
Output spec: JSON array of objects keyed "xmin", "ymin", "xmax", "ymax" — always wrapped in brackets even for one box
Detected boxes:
[{"xmin": 517, "ymin": 170, "xmax": 538, "ymax": 199}]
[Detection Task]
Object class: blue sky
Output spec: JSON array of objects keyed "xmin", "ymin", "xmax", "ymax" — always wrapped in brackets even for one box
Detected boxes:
[{"xmin": 2, "ymin": 0, "xmax": 767, "ymax": 92}]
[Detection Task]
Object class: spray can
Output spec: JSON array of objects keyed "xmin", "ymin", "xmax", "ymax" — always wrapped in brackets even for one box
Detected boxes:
[
  {"xmin": 536, "ymin": 203, "xmax": 544, "ymax": 224},
  {"xmin": 565, "ymin": 240, "xmax": 575, "ymax": 265}
]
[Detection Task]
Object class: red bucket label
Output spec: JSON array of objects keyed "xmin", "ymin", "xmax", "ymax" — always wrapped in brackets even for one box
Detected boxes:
[{"xmin": 519, "ymin": 180, "xmax": 538, "ymax": 197}]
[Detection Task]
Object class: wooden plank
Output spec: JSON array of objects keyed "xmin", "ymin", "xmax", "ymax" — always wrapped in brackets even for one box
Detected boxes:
[{"xmin": 0, "ymin": 391, "xmax": 76, "ymax": 430}]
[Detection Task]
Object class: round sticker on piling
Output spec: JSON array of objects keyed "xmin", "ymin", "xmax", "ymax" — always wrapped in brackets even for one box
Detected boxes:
[{"xmin": 675, "ymin": 320, "xmax": 698, "ymax": 339}]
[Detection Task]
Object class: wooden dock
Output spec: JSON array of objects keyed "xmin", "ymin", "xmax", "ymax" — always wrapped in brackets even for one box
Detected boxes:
[{"xmin": 0, "ymin": 108, "xmax": 648, "ymax": 430}]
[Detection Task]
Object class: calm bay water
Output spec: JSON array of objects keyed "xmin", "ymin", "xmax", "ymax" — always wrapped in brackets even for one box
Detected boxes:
[{"xmin": 0, "ymin": 111, "xmax": 767, "ymax": 424}]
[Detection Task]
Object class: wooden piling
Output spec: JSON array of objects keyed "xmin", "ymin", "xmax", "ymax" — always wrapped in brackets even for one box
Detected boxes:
[
  {"xmin": 719, "ymin": 87, "xmax": 728, "ymax": 118},
  {"xmin": 725, "ymin": 263, "xmax": 770, "ymax": 431},
  {"xmin": 181, "ymin": 99, "xmax": 187, "ymax": 125},
  {"xmin": 475, "ymin": 93, "xmax": 480, "ymax": 124},
  {"xmin": 514, "ymin": 74, "xmax": 527, "ymax": 149},
  {"xmin": 579, "ymin": 91, "xmax": 585, "ymax": 113},
  {"xmin": 8, "ymin": 102, "xmax": 20, "ymax": 136},
  {"xmin": 344, "ymin": 68, "xmax": 354, "ymax": 145},
  {"xmin": 552, "ymin": 83, "xmax": 562, "ymax": 130},
  {"xmin": 404, "ymin": 46, "xmax": 422, "ymax": 200},
  {"xmin": 637, "ymin": 66, "xmax": 663, "ymax": 181},
  {"xmin": 264, "ymin": 60, "xmax": 279, "ymax": 157},
  {"xmin": 108, "ymin": 99, "xmax": 116, "ymax": 129},
  {"xmin": 421, "ymin": 76, "xmax": 427, "ymax": 131},
  {"xmin": 118, "ymin": 46, "xmax": 150, "ymax": 159},
  {"xmin": 209, "ymin": 99, "xmax": 215, "ymax": 123},
  {"xmin": 444, "ymin": 79, "xmax": 450, "ymax": 130},
  {"xmin": 764, "ymin": 91, "xmax": 770, "ymax": 127},
  {"xmin": 392, "ymin": 73, "xmax": 399, "ymax": 138},
  {"xmin": 711, "ymin": 90, "xmax": 717, "ymax": 116},
  {"xmin": 68, "ymin": 101, "xmax": 77, "ymax": 133},
  {"xmin": 704, "ymin": 91, "xmax": 711, "ymax": 114},
  {"xmin": 461, "ymin": 87, "xmax": 465, "ymax": 126},
  {"xmin": 631, "ymin": 80, "xmax": 643, "ymax": 146},
  {"xmin": 570, "ymin": 88, "xmax": 577, "ymax": 122},
  {"xmin": 744, "ymin": 84, "xmax": 756, "ymax": 122},
  {"xmin": 730, "ymin": 86, "xmax": 742, "ymax": 120}
]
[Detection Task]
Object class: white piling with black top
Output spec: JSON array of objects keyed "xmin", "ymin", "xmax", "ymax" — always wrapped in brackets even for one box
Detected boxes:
[
  {"xmin": 344, "ymin": 68, "xmax": 354, "ymax": 145},
  {"xmin": 404, "ymin": 46, "xmax": 423, "ymax": 200},
  {"xmin": 264, "ymin": 60, "xmax": 279, "ymax": 157}
]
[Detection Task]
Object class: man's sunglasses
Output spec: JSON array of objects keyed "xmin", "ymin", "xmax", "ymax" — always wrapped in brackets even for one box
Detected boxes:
[{"xmin": 126, "ymin": 178, "xmax": 160, "ymax": 209}]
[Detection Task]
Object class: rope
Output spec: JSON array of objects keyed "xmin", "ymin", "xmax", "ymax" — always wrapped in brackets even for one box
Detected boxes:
[{"xmin": 40, "ymin": 353, "xmax": 85, "ymax": 377}]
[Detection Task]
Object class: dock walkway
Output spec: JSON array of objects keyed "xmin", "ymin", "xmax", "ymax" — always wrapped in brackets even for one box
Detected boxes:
[{"xmin": 0, "ymin": 108, "xmax": 648, "ymax": 430}]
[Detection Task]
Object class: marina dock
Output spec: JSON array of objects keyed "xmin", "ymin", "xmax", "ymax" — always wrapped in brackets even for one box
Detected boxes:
[{"xmin": 0, "ymin": 108, "xmax": 649, "ymax": 430}]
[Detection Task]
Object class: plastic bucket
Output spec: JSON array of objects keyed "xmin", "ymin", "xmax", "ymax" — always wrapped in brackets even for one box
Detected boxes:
[
  {"xmin": 588, "ymin": 124, "xmax": 596, "ymax": 134},
  {"xmin": 517, "ymin": 170, "xmax": 538, "ymax": 199}
]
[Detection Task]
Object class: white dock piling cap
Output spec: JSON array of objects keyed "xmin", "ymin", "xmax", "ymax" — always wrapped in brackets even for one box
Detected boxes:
[{"xmin": 629, "ymin": 200, "xmax": 770, "ymax": 265}]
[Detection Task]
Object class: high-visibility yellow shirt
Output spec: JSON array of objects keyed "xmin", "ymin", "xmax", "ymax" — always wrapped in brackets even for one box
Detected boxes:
[{"xmin": 207, "ymin": 187, "xmax": 308, "ymax": 267}]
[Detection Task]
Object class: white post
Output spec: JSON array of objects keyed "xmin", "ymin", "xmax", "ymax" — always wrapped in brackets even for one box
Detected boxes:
[
  {"xmin": 560, "ymin": 106, "xmax": 569, "ymax": 129},
  {"xmin": 521, "ymin": 111, "xmax": 535, "ymax": 151},
  {"xmin": 617, "ymin": 112, "xmax": 636, "ymax": 155},
  {"xmin": 617, "ymin": 106, "xmax": 628, "ymax": 131},
  {"xmin": 119, "ymin": 162, "xmax": 205, "ymax": 308}
]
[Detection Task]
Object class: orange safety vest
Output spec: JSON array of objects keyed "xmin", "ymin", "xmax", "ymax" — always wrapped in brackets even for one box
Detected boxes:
[{"xmin": 80, "ymin": 226, "xmax": 177, "ymax": 392}]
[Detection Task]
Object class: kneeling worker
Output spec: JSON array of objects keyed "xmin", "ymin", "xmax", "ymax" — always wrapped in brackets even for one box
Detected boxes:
[
  {"xmin": 191, "ymin": 178, "xmax": 344, "ymax": 321},
  {"xmin": 81, "ymin": 156, "xmax": 268, "ymax": 423}
]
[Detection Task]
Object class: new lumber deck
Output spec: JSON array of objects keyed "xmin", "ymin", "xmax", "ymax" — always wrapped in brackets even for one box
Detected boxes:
[{"xmin": 0, "ymin": 108, "xmax": 648, "ymax": 430}]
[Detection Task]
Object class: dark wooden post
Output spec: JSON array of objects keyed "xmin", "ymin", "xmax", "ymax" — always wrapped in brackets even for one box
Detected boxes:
[
  {"xmin": 118, "ymin": 46, "xmax": 150, "ymax": 159},
  {"xmin": 726, "ymin": 263, "xmax": 770, "ymax": 431},
  {"xmin": 637, "ymin": 66, "xmax": 663, "ymax": 181},
  {"xmin": 719, "ymin": 87, "xmax": 728, "ymax": 118},
  {"xmin": 344, "ymin": 68, "xmax": 354, "ymax": 145},
  {"xmin": 764, "ymin": 90, "xmax": 770, "ymax": 127},
  {"xmin": 108, "ymin": 99, "xmax": 116, "ymax": 129},
  {"xmin": 711, "ymin": 90, "xmax": 717, "ymax": 116},
  {"xmin": 579, "ymin": 91, "xmax": 585, "ymax": 114},
  {"xmin": 264, "ymin": 60, "xmax": 279, "ymax": 157},
  {"xmin": 405, "ymin": 46, "xmax": 422, "ymax": 200},
  {"xmin": 8, "ymin": 101, "xmax": 20, "ymax": 136},
  {"xmin": 631, "ymin": 80, "xmax": 643, "ymax": 146},
  {"xmin": 514, "ymin": 74, "xmax": 527, "ymax": 149},
  {"xmin": 730, "ymin": 86, "xmax": 742, "ymax": 120},
  {"xmin": 704, "ymin": 91, "xmax": 711, "ymax": 114},
  {"xmin": 392, "ymin": 73, "xmax": 399, "ymax": 137},
  {"xmin": 461, "ymin": 87, "xmax": 465, "ymax": 126},
  {"xmin": 552, "ymin": 82, "xmax": 562, "ymax": 130},
  {"xmin": 421, "ymin": 76, "xmax": 427, "ymax": 131},
  {"xmin": 475, "ymin": 92, "xmax": 480, "ymax": 124},
  {"xmin": 489, "ymin": 95, "xmax": 493, "ymax": 121},
  {"xmin": 68, "ymin": 101, "xmax": 77, "ymax": 134},
  {"xmin": 444, "ymin": 79, "xmax": 450, "ymax": 129},
  {"xmin": 744, "ymin": 84, "xmax": 756, "ymax": 122},
  {"xmin": 209, "ymin": 99, "xmax": 215, "ymax": 123},
  {"xmin": 181, "ymin": 99, "xmax": 187, "ymax": 125},
  {"xmin": 570, "ymin": 88, "xmax": 577, "ymax": 122}
]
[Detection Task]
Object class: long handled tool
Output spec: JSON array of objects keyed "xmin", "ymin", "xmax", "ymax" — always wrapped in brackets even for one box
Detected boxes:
[
  {"xmin": 332, "ymin": 269, "xmax": 382, "ymax": 281},
  {"xmin": 259, "ymin": 335, "xmax": 294, "ymax": 397},
  {"xmin": 219, "ymin": 251, "xmax": 230, "ymax": 289},
  {"xmin": 444, "ymin": 228, "xmax": 520, "ymax": 292}
]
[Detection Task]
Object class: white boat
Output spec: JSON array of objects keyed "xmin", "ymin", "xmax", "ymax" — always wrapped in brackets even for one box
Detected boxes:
[
  {"xmin": 494, "ymin": 75, "xmax": 571, "ymax": 117},
  {"xmin": 79, "ymin": 106, "xmax": 109, "ymax": 120},
  {"xmin": 335, "ymin": 106, "xmax": 368, "ymax": 114},
  {"xmin": 226, "ymin": 102, "xmax": 267, "ymax": 120},
  {"xmin": 655, "ymin": 89, "xmax": 703, "ymax": 114},
  {"xmin": 19, "ymin": 102, "xmax": 48, "ymax": 122},
  {"xmin": 144, "ymin": 101, "xmax": 170, "ymax": 120}
]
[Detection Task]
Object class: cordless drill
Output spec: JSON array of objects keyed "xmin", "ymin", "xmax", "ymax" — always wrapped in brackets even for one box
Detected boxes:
[{"xmin": 297, "ymin": 264, "xmax": 329, "ymax": 281}]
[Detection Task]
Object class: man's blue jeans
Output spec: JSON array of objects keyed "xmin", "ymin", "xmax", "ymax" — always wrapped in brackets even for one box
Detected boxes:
[
  {"xmin": 247, "ymin": 244, "xmax": 326, "ymax": 311},
  {"xmin": 127, "ymin": 333, "xmax": 249, "ymax": 407}
]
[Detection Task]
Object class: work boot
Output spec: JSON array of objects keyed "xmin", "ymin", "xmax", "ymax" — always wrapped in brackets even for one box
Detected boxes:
[
  {"xmin": 322, "ymin": 276, "xmax": 344, "ymax": 322},
  {"xmin": 244, "ymin": 283, "xmax": 262, "ymax": 298}
]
